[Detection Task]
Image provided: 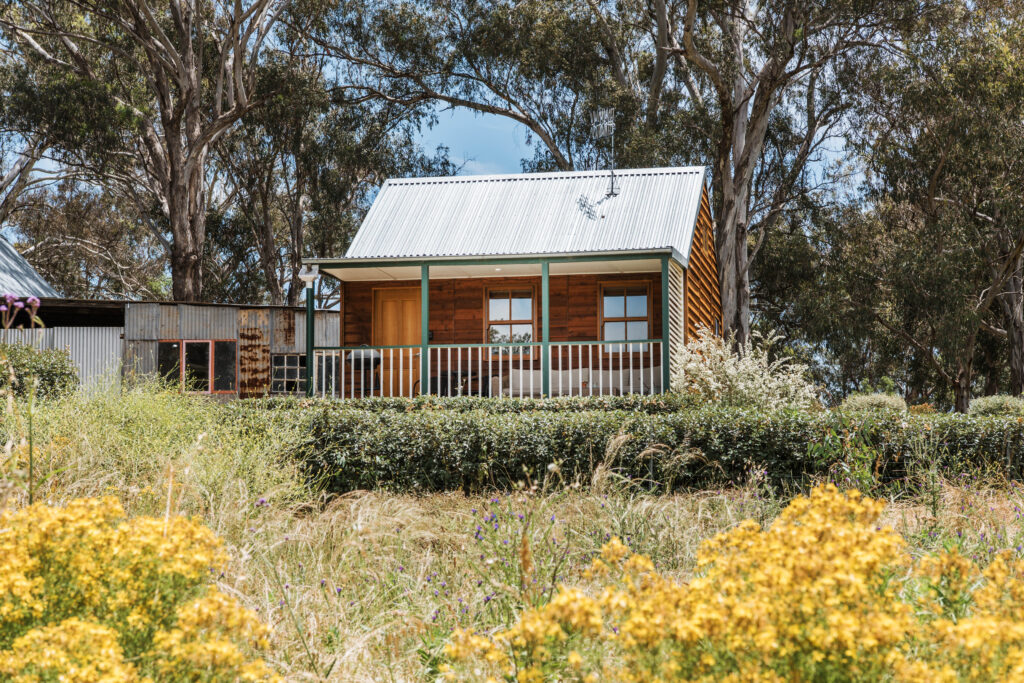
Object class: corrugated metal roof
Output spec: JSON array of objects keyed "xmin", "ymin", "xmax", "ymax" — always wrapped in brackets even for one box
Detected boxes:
[
  {"xmin": 0, "ymin": 238, "xmax": 58, "ymax": 297},
  {"xmin": 345, "ymin": 167, "xmax": 708, "ymax": 264}
]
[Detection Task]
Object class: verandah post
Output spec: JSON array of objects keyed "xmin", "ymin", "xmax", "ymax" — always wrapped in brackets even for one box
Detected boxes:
[
  {"xmin": 661, "ymin": 256, "xmax": 670, "ymax": 394},
  {"xmin": 421, "ymin": 265, "xmax": 429, "ymax": 395},
  {"xmin": 541, "ymin": 260, "xmax": 550, "ymax": 396},
  {"xmin": 305, "ymin": 283, "xmax": 315, "ymax": 397}
]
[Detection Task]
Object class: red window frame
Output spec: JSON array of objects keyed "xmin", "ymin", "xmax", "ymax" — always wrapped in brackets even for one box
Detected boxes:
[{"xmin": 158, "ymin": 339, "xmax": 238, "ymax": 394}]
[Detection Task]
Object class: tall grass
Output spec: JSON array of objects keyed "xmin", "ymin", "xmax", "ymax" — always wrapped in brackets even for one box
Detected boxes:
[
  {"xmin": 0, "ymin": 381, "xmax": 309, "ymax": 528},
  {"xmin": 4, "ymin": 384, "xmax": 1024, "ymax": 680}
]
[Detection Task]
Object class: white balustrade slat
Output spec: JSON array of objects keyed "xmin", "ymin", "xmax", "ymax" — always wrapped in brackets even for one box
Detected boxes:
[{"xmin": 308, "ymin": 339, "xmax": 664, "ymax": 400}]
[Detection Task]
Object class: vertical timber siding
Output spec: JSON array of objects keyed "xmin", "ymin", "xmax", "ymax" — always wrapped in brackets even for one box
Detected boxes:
[
  {"xmin": 684, "ymin": 185, "xmax": 722, "ymax": 340},
  {"xmin": 341, "ymin": 273, "xmax": 663, "ymax": 347},
  {"xmin": 667, "ymin": 260, "xmax": 685, "ymax": 382}
]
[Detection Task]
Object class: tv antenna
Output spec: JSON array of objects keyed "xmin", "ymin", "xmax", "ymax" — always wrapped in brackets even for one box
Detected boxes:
[{"xmin": 590, "ymin": 108, "xmax": 618, "ymax": 197}]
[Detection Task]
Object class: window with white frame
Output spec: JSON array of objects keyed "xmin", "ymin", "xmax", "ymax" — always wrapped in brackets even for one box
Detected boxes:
[
  {"xmin": 271, "ymin": 354, "xmax": 307, "ymax": 393},
  {"xmin": 601, "ymin": 284, "xmax": 651, "ymax": 352}
]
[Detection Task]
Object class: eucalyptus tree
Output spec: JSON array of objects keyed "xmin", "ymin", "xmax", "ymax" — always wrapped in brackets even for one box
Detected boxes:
[
  {"xmin": 308, "ymin": 0, "xmax": 941, "ymax": 344},
  {"xmin": 0, "ymin": 0, "xmax": 287, "ymax": 301},
  {"xmin": 0, "ymin": 56, "xmax": 63, "ymax": 228},
  {"xmin": 823, "ymin": 0, "xmax": 1024, "ymax": 411},
  {"xmin": 214, "ymin": 46, "xmax": 455, "ymax": 305},
  {"xmin": 12, "ymin": 181, "xmax": 168, "ymax": 299}
]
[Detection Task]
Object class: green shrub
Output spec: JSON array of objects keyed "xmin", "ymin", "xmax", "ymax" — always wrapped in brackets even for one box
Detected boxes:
[
  {"xmin": 840, "ymin": 392, "xmax": 908, "ymax": 413},
  {"xmin": 247, "ymin": 393, "xmax": 695, "ymax": 414},
  {"xmin": 0, "ymin": 343, "xmax": 78, "ymax": 399},
  {"xmin": 969, "ymin": 394, "xmax": 1024, "ymax": 416},
  {"xmin": 283, "ymin": 402, "xmax": 1024, "ymax": 494}
]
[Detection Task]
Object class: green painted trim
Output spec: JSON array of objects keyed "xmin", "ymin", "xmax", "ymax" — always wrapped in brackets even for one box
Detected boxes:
[
  {"xmin": 660, "ymin": 256, "xmax": 670, "ymax": 394},
  {"xmin": 310, "ymin": 339, "xmax": 664, "ymax": 352},
  {"xmin": 307, "ymin": 250, "xmax": 674, "ymax": 271},
  {"xmin": 541, "ymin": 261, "xmax": 550, "ymax": 397},
  {"xmin": 421, "ymin": 265, "xmax": 429, "ymax": 394},
  {"xmin": 541, "ymin": 339, "xmax": 663, "ymax": 346},
  {"xmin": 311, "ymin": 345, "xmax": 422, "ymax": 351},
  {"xmin": 305, "ymin": 287, "xmax": 315, "ymax": 397}
]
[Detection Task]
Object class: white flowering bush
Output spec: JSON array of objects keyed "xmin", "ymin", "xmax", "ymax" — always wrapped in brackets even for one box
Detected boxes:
[
  {"xmin": 671, "ymin": 329, "xmax": 820, "ymax": 411},
  {"xmin": 969, "ymin": 394, "xmax": 1024, "ymax": 416},
  {"xmin": 841, "ymin": 392, "xmax": 908, "ymax": 413}
]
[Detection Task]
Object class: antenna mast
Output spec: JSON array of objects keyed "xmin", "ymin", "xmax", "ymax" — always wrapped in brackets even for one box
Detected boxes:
[{"xmin": 590, "ymin": 108, "xmax": 618, "ymax": 197}]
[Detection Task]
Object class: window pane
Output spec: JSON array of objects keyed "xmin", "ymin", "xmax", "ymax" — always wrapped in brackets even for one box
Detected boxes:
[
  {"xmin": 184, "ymin": 342, "xmax": 210, "ymax": 392},
  {"xmin": 489, "ymin": 293, "xmax": 510, "ymax": 321},
  {"xmin": 271, "ymin": 380, "xmax": 284, "ymax": 393},
  {"xmin": 213, "ymin": 341, "xmax": 236, "ymax": 392},
  {"xmin": 510, "ymin": 324, "xmax": 533, "ymax": 343},
  {"xmin": 627, "ymin": 321, "xmax": 648, "ymax": 341},
  {"xmin": 157, "ymin": 341, "xmax": 180, "ymax": 383},
  {"xmin": 510, "ymin": 293, "xmax": 532, "ymax": 320},
  {"xmin": 604, "ymin": 321, "xmax": 625, "ymax": 341},
  {"xmin": 603, "ymin": 291, "xmax": 624, "ymax": 318},
  {"xmin": 626, "ymin": 292, "xmax": 647, "ymax": 318},
  {"xmin": 272, "ymin": 355, "xmax": 284, "ymax": 368},
  {"xmin": 488, "ymin": 325, "xmax": 511, "ymax": 344}
]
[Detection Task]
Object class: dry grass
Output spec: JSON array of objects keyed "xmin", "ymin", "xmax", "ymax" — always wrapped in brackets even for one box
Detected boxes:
[{"xmin": 4, "ymin": 385, "xmax": 1024, "ymax": 680}]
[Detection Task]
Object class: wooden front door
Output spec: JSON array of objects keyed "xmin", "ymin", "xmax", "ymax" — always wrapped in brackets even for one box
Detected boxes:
[{"xmin": 373, "ymin": 288, "xmax": 421, "ymax": 396}]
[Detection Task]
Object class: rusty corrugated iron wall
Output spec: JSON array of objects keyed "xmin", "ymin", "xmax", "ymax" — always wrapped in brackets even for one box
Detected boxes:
[
  {"xmin": 123, "ymin": 302, "xmax": 337, "ymax": 398},
  {"xmin": 239, "ymin": 308, "xmax": 271, "ymax": 398}
]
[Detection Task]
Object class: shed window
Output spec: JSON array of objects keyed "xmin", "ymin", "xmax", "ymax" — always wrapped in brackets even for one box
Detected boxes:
[
  {"xmin": 271, "ymin": 354, "xmax": 307, "ymax": 394},
  {"xmin": 157, "ymin": 340, "xmax": 236, "ymax": 393},
  {"xmin": 184, "ymin": 341, "xmax": 210, "ymax": 389},
  {"xmin": 157, "ymin": 341, "xmax": 180, "ymax": 381},
  {"xmin": 601, "ymin": 285, "xmax": 650, "ymax": 352},
  {"xmin": 213, "ymin": 341, "xmax": 236, "ymax": 392},
  {"xmin": 486, "ymin": 289, "xmax": 534, "ymax": 350}
]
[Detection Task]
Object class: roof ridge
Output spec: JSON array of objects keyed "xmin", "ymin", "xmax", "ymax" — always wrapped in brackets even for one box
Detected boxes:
[{"xmin": 385, "ymin": 166, "xmax": 706, "ymax": 185}]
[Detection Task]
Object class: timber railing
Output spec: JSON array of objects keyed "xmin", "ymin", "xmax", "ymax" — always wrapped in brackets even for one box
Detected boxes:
[{"xmin": 310, "ymin": 340, "xmax": 663, "ymax": 399}]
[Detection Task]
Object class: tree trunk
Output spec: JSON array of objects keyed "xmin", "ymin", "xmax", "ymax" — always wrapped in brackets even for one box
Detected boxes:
[
  {"xmin": 167, "ymin": 137, "xmax": 207, "ymax": 302},
  {"xmin": 954, "ymin": 362, "xmax": 973, "ymax": 414},
  {"xmin": 257, "ymin": 179, "xmax": 284, "ymax": 306},
  {"xmin": 169, "ymin": 224, "xmax": 202, "ymax": 301},
  {"xmin": 285, "ymin": 165, "xmax": 307, "ymax": 308},
  {"xmin": 1001, "ymin": 262, "xmax": 1024, "ymax": 395},
  {"xmin": 715, "ymin": 196, "xmax": 752, "ymax": 345}
]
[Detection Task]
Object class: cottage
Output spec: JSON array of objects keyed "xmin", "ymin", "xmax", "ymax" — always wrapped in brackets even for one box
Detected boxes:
[{"xmin": 303, "ymin": 166, "xmax": 721, "ymax": 398}]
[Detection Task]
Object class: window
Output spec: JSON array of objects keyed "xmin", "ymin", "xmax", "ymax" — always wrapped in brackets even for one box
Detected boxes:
[
  {"xmin": 601, "ymin": 284, "xmax": 650, "ymax": 352},
  {"xmin": 271, "ymin": 354, "xmax": 307, "ymax": 394},
  {"xmin": 486, "ymin": 289, "xmax": 534, "ymax": 352},
  {"xmin": 157, "ymin": 340, "xmax": 236, "ymax": 393},
  {"xmin": 158, "ymin": 341, "xmax": 181, "ymax": 381},
  {"xmin": 212, "ymin": 341, "xmax": 236, "ymax": 392}
]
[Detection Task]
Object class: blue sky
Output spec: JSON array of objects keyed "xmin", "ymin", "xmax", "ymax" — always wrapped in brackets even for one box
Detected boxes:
[{"xmin": 419, "ymin": 107, "xmax": 530, "ymax": 176}]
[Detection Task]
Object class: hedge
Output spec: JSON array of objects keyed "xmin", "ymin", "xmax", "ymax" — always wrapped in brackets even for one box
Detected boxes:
[
  {"xmin": 278, "ymin": 402, "xmax": 1024, "ymax": 494},
  {"xmin": 252, "ymin": 393, "xmax": 694, "ymax": 414}
]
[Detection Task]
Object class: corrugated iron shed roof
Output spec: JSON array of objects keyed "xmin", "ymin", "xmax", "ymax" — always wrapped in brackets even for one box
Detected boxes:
[
  {"xmin": 0, "ymin": 238, "xmax": 58, "ymax": 298},
  {"xmin": 345, "ymin": 167, "xmax": 708, "ymax": 264}
]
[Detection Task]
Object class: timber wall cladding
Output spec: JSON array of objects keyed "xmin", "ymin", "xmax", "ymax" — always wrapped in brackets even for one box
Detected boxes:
[
  {"xmin": 341, "ymin": 273, "xmax": 663, "ymax": 347},
  {"xmin": 684, "ymin": 186, "xmax": 722, "ymax": 340},
  {"xmin": 668, "ymin": 260, "xmax": 685, "ymax": 380}
]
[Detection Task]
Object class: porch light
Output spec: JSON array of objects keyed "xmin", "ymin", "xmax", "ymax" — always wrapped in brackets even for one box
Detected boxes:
[{"xmin": 298, "ymin": 265, "xmax": 320, "ymax": 287}]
